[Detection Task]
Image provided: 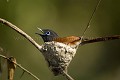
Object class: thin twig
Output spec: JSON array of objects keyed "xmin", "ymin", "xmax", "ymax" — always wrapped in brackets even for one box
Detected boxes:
[
  {"xmin": 0, "ymin": 18, "xmax": 41, "ymax": 51},
  {"xmin": 62, "ymin": 71, "xmax": 74, "ymax": 80},
  {"xmin": 0, "ymin": 54, "xmax": 40, "ymax": 80},
  {"xmin": 81, "ymin": 0, "xmax": 102, "ymax": 38}
]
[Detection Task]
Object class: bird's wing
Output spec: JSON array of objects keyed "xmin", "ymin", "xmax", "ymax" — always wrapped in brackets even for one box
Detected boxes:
[{"xmin": 54, "ymin": 36, "xmax": 81, "ymax": 45}]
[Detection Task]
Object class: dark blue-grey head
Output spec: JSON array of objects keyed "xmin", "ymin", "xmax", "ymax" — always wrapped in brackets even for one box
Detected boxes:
[{"xmin": 36, "ymin": 28, "xmax": 59, "ymax": 42}]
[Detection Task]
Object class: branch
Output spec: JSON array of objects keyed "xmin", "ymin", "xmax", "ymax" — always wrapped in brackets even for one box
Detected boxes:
[
  {"xmin": 62, "ymin": 71, "xmax": 74, "ymax": 80},
  {"xmin": 0, "ymin": 18, "xmax": 42, "ymax": 51},
  {"xmin": 0, "ymin": 54, "xmax": 40, "ymax": 80},
  {"xmin": 0, "ymin": 18, "xmax": 75, "ymax": 80}
]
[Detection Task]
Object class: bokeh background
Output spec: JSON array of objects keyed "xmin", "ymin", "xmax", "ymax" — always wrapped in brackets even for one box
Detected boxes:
[{"xmin": 0, "ymin": 0, "xmax": 120, "ymax": 80}]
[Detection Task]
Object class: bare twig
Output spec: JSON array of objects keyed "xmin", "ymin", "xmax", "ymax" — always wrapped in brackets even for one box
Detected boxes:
[
  {"xmin": 0, "ymin": 18, "xmax": 41, "ymax": 80},
  {"xmin": 0, "ymin": 18, "xmax": 41, "ymax": 51},
  {"xmin": 81, "ymin": 0, "xmax": 102, "ymax": 38},
  {"xmin": 0, "ymin": 54, "xmax": 40, "ymax": 80},
  {"xmin": 62, "ymin": 71, "xmax": 74, "ymax": 80}
]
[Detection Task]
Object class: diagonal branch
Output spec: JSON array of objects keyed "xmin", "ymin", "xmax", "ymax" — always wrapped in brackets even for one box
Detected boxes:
[
  {"xmin": 0, "ymin": 18, "xmax": 73, "ymax": 80},
  {"xmin": 0, "ymin": 54, "xmax": 40, "ymax": 80},
  {"xmin": 0, "ymin": 18, "xmax": 42, "ymax": 80},
  {"xmin": 0, "ymin": 18, "xmax": 41, "ymax": 50}
]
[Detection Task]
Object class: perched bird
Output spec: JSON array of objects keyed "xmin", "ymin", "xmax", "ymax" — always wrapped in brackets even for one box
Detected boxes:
[
  {"xmin": 35, "ymin": 28, "xmax": 82, "ymax": 76},
  {"xmin": 35, "ymin": 28, "xmax": 81, "ymax": 47}
]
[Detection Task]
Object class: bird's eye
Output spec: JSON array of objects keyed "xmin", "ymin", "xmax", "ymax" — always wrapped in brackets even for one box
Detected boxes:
[{"xmin": 45, "ymin": 31, "xmax": 50, "ymax": 35}]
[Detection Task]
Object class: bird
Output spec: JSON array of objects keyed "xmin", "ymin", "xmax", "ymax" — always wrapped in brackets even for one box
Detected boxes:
[
  {"xmin": 35, "ymin": 28, "xmax": 82, "ymax": 76},
  {"xmin": 35, "ymin": 28, "xmax": 82, "ymax": 47}
]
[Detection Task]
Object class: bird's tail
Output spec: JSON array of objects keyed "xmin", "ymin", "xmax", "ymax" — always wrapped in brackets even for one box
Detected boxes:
[{"xmin": 80, "ymin": 35, "xmax": 120, "ymax": 45}]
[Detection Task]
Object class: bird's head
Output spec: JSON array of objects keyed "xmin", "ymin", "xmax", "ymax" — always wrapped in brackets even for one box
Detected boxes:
[{"xmin": 36, "ymin": 28, "xmax": 59, "ymax": 42}]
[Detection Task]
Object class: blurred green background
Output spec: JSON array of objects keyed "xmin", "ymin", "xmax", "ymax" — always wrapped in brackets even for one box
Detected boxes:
[{"xmin": 0, "ymin": 0, "xmax": 120, "ymax": 80}]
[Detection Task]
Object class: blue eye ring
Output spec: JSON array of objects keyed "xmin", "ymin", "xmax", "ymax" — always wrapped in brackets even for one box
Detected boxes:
[{"xmin": 45, "ymin": 31, "xmax": 50, "ymax": 35}]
